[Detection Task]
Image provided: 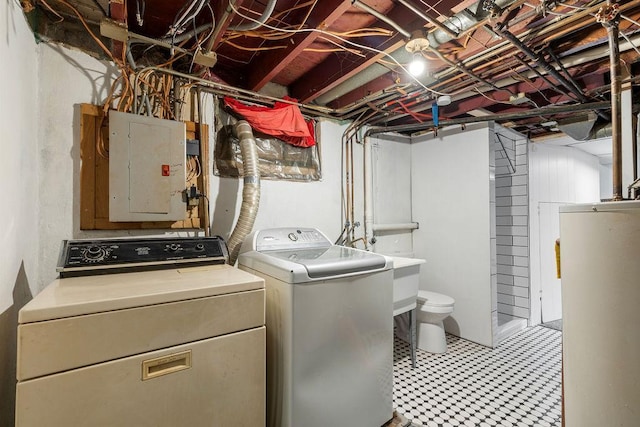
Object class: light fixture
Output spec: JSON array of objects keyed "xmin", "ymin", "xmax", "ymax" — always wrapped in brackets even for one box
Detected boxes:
[
  {"xmin": 408, "ymin": 53, "xmax": 426, "ymax": 76},
  {"xmin": 405, "ymin": 30, "xmax": 430, "ymax": 77},
  {"xmin": 436, "ymin": 95, "xmax": 452, "ymax": 106}
]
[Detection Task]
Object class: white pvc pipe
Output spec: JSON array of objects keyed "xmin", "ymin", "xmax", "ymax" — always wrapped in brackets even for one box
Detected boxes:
[
  {"xmin": 363, "ymin": 136, "xmax": 374, "ymax": 249},
  {"xmin": 372, "ymin": 223, "xmax": 419, "ymax": 232}
]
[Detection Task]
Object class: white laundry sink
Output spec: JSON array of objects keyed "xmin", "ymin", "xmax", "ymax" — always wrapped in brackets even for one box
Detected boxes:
[{"xmin": 389, "ymin": 256, "xmax": 426, "ymax": 316}]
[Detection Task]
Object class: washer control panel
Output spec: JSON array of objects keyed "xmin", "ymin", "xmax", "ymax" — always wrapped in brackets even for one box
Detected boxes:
[
  {"xmin": 57, "ymin": 237, "xmax": 228, "ymax": 277},
  {"xmin": 254, "ymin": 228, "xmax": 331, "ymax": 252}
]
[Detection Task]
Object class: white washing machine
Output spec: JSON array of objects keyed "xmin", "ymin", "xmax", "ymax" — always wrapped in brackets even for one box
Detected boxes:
[
  {"xmin": 238, "ymin": 227, "xmax": 394, "ymax": 427},
  {"xmin": 16, "ymin": 237, "xmax": 266, "ymax": 427}
]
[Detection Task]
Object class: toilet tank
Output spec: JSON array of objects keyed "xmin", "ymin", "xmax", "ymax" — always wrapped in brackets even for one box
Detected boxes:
[{"xmin": 390, "ymin": 257, "xmax": 426, "ymax": 316}]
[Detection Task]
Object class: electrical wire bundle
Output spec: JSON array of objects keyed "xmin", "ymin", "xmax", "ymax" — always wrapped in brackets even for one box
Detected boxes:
[{"xmin": 166, "ymin": 0, "xmax": 210, "ymax": 38}]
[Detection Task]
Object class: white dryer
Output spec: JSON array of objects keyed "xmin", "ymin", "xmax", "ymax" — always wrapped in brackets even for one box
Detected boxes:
[
  {"xmin": 16, "ymin": 237, "xmax": 266, "ymax": 427},
  {"xmin": 238, "ymin": 227, "xmax": 394, "ymax": 427}
]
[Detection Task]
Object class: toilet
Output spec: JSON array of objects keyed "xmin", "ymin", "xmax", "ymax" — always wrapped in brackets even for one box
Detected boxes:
[{"xmin": 416, "ymin": 290, "xmax": 455, "ymax": 354}]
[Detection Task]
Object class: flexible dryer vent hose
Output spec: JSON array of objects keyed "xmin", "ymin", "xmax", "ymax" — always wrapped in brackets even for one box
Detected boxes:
[{"xmin": 227, "ymin": 120, "xmax": 261, "ymax": 266}]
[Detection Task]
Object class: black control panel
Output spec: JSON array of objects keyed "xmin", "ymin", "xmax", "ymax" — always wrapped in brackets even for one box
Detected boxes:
[{"xmin": 57, "ymin": 237, "xmax": 228, "ymax": 277}]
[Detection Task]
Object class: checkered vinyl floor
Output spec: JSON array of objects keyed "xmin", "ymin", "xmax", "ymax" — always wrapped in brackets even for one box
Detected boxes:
[{"xmin": 392, "ymin": 326, "xmax": 562, "ymax": 427}]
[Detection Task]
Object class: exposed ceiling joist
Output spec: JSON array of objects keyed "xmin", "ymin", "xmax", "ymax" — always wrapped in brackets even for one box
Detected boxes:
[{"xmin": 20, "ymin": 0, "xmax": 640, "ymax": 137}]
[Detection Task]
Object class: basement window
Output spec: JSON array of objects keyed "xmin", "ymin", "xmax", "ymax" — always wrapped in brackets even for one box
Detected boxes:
[{"xmin": 214, "ymin": 99, "xmax": 321, "ymax": 181}]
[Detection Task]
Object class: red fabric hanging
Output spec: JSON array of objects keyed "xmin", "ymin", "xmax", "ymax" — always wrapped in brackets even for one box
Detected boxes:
[{"xmin": 224, "ymin": 96, "xmax": 316, "ymax": 147}]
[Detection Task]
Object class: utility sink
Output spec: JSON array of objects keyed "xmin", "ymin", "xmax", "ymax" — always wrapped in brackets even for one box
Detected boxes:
[{"xmin": 389, "ymin": 256, "xmax": 426, "ymax": 316}]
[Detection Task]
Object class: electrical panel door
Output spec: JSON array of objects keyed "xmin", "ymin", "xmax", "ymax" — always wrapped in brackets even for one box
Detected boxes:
[{"xmin": 109, "ymin": 111, "xmax": 186, "ymax": 221}]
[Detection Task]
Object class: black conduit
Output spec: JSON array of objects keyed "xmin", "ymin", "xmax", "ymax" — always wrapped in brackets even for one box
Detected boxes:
[
  {"xmin": 494, "ymin": 25, "xmax": 589, "ymax": 102},
  {"xmin": 493, "ymin": 24, "xmax": 611, "ymax": 122}
]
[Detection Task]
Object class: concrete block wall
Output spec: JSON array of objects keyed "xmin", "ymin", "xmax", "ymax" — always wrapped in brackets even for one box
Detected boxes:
[{"xmin": 494, "ymin": 131, "xmax": 530, "ymax": 320}]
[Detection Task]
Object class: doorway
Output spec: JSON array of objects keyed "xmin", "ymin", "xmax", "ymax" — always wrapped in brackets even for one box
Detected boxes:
[{"xmin": 538, "ymin": 202, "xmax": 568, "ymax": 324}]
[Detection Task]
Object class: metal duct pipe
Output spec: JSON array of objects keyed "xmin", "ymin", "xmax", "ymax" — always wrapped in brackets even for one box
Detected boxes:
[
  {"xmin": 316, "ymin": 0, "xmax": 519, "ymax": 106},
  {"xmin": 396, "ymin": 0, "xmax": 458, "ymax": 38},
  {"xmin": 427, "ymin": 0, "xmax": 519, "ymax": 48},
  {"xmin": 558, "ymin": 117, "xmax": 613, "ymax": 142},
  {"xmin": 556, "ymin": 113, "xmax": 598, "ymax": 140},
  {"xmin": 352, "ymin": 0, "xmax": 411, "ymax": 38},
  {"xmin": 227, "ymin": 121, "xmax": 261, "ymax": 265},
  {"xmin": 592, "ymin": 123, "xmax": 614, "ymax": 140},
  {"xmin": 228, "ymin": 0, "xmax": 278, "ymax": 31}
]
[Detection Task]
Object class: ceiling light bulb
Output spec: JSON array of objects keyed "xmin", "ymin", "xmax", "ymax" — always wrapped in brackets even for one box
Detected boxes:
[{"xmin": 408, "ymin": 53, "xmax": 426, "ymax": 76}]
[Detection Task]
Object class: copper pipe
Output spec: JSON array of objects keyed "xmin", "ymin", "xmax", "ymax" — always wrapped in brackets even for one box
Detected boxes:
[{"xmin": 606, "ymin": 13, "xmax": 623, "ymax": 200}]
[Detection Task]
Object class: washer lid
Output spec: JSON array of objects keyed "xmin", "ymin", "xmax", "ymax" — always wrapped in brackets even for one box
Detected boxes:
[
  {"xmin": 418, "ymin": 291, "xmax": 455, "ymax": 307},
  {"xmin": 267, "ymin": 246, "xmax": 387, "ymax": 279}
]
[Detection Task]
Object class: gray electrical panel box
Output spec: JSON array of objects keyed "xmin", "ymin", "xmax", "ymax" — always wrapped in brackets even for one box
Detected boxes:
[{"xmin": 109, "ymin": 111, "xmax": 186, "ymax": 222}]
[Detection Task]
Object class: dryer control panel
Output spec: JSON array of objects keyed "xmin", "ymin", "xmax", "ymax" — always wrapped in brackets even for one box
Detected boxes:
[{"xmin": 57, "ymin": 237, "xmax": 228, "ymax": 277}]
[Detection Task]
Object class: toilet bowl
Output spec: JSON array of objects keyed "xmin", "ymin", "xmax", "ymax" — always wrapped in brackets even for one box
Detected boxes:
[{"xmin": 416, "ymin": 290, "xmax": 455, "ymax": 354}]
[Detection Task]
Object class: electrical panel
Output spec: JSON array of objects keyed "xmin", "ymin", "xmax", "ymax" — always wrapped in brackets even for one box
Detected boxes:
[{"xmin": 109, "ymin": 111, "xmax": 186, "ymax": 222}]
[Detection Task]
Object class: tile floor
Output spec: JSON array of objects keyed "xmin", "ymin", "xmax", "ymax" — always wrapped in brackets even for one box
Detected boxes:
[{"xmin": 392, "ymin": 326, "xmax": 562, "ymax": 427}]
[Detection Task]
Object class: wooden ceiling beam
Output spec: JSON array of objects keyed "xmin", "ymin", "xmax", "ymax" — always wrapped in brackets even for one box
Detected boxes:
[
  {"xmin": 207, "ymin": 0, "xmax": 248, "ymax": 52},
  {"xmin": 246, "ymin": 0, "xmax": 353, "ymax": 91},
  {"xmin": 289, "ymin": 5, "xmax": 421, "ymax": 103}
]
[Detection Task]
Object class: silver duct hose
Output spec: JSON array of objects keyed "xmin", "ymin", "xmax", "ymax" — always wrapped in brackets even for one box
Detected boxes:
[{"xmin": 227, "ymin": 121, "xmax": 261, "ymax": 265}]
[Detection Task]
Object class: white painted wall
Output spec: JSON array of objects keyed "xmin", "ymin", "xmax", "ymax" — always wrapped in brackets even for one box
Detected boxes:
[
  {"xmin": 371, "ymin": 134, "xmax": 413, "ymax": 256},
  {"xmin": 529, "ymin": 142, "xmax": 600, "ymax": 325},
  {"xmin": 208, "ymin": 115, "xmax": 346, "ymax": 243},
  {"xmin": 0, "ymin": 4, "xmax": 39, "ymax": 425},
  {"xmin": 34, "ymin": 47, "xmax": 349, "ymax": 289},
  {"xmin": 600, "ymin": 162, "xmax": 613, "ymax": 200},
  {"xmin": 37, "ymin": 44, "xmax": 123, "ymax": 288},
  {"xmin": 411, "ymin": 123, "xmax": 494, "ymax": 347}
]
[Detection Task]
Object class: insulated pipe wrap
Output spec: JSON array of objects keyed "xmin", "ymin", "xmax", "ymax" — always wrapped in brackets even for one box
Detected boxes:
[{"xmin": 227, "ymin": 121, "xmax": 261, "ymax": 265}]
